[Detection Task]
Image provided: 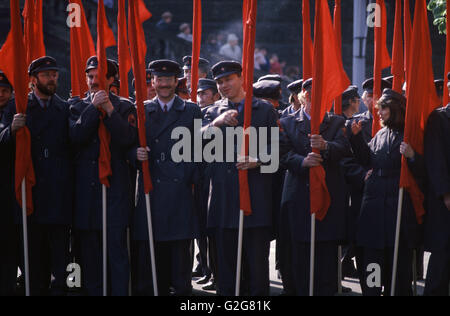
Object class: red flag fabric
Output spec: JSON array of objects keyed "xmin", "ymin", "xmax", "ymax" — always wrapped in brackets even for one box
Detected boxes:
[
  {"xmin": 302, "ymin": 0, "xmax": 313, "ymax": 79},
  {"xmin": 99, "ymin": 3, "xmax": 116, "ymax": 49},
  {"xmin": 310, "ymin": 0, "xmax": 350, "ymax": 221},
  {"xmin": 118, "ymin": 0, "xmax": 131, "ymax": 98},
  {"xmin": 404, "ymin": 0, "xmax": 412, "ymax": 77},
  {"xmin": 444, "ymin": 0, "xmax": 450, "ymax": 106},
  {"xmin": 138, "ymin": 0, "xmax": 152, "ymax": 23},
  {"xmin": 372, "ymin": 0, "xmax": 391, "ymax": 137},
  {"xmin": 97, "ymin": 0, "xmax": 112, "ymax": 187},
  {"xmin": 0, "ymin": 0, "xmax": 36, "ymax": 215},
  {"xmin": 239, "ymin": 0, "xmax": 257, "ymax": 216},
  {"xmin": 241, "ymin": 1, "xmax": 250, "ymax": 90},
  {"xmin": 391, "ymin": 0, "xmax": 404, "ymax": 93},
  {"xmin": 23, "ymin": 0, "xmax": 46, "ymax": 65},
  {"xmin": 190, "ymin": 0, "xmax": 202, "ymax": 102},
  {"xmin": 333, "ymin": 0, "xmax": 343, "ymax": 114},
  {"xmin": 401, "ymin": 0, "xmax": 441, "ymax": 224},
  {"xmin": 69, "ymin": 0, "xmax": 95, "ymax": 98},
  {"xmin": 128, "ymin": 0, "xmax": 153, "ymax": 194}
]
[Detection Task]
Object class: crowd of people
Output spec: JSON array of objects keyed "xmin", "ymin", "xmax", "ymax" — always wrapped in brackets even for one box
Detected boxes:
[{"xmin": 0, "ymin": 51, "xmax": 449, "ymax": 297}]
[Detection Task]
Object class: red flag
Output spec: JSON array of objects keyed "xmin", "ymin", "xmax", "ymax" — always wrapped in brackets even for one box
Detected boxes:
[
  {"xmin": 98, "ymin": 2, "xmax": 116, "ymax": 49},
  {"xmin": 97, "ymin": 0, "xmax": 112, "ymax": 187},
  {"xmin": 138, "ymin": 0, "xmax": 152, "ymax": 23},
  {"xmin": 239, "ymin": 0, "xmax": 257, "ymax": 216},
  {"xmin": 69, "ymin": 0, "xmax": 95, "ymax": 98},
  {"xmin": 0, "ymin": 0, "xmax": 36, "ymax": 215},
  {"xmin": 391, "ymin": 0, "xmax": 404, "ymax": 93},
  {"xmin": 241, "ymin": 1, "xmax": 250, "ymax": 89},
  {"xmin": 401, "ymin": 0, "xmax": 441, "ymax": 224},
  {"xmin": 190, "ymin": 0, "xmax": 202, "ymax": 102},
  {"xmin": 372, "ymin": 0, "xmax": 391, "ymax": 137},
  {"xmin": 23, "ymin": 0, "xmax": 46, "ymax": 65},
  {"xmin": 310, "ymin": 0, "xmax": 350, "ymax": 221},
  {"xmin": 117, "ymin": 0, "xmax": 131, "ymax": 98},
  {"xmin": 444, "ymin": 0, "xmax": 450, "ymax": 106},
  {"xmin": 404, "ymin": 0, "xmax": 412, "ymax": 77},
  {"xmin": 128, "ymin": 0, "xmax": 153, "ymax": 194},
  {"xmin": 333, "ymin": 0, "xmax": 343, "ymax": 114},
  {"xmin": 302, "ymin": 0, "xmax": 313, "ymax": 79}
]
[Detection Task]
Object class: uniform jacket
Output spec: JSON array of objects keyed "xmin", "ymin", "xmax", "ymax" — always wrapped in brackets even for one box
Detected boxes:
[
  {"xmin": 279, "ymin": 110, "xmax": 352, "ymax": 243},
  {"xmin": 356, "ymin": 127, "xmax": 422, "ymax": 250},
  {"xmin": 69, "ymin": 92, "xmax": 137, "ymax": 230},
  {"xmin": 0, "ymin": 94, "xmax": 74, "ymax": 225},
  {"xmin": 131, "ymin": 96, "xmax": 202, "ymax": 242},
  {"xmin": 0, "ymin": 102, "xmax": 15, "ymax": 226},
  {"xmin": 201, "ymin": 97, "xmax": 279, "ymax": 229},
  {"xmin": 424, "ymin": 104, "xmax": 450, "ymax": 252}
]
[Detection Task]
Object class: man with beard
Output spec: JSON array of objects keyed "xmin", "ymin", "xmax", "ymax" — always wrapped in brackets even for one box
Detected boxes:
[
  {"xmin": 0, "ymin": 71, "xmax": 18, "ymax": 296},
  {"xmin": 69, "ymin": 56, "xmax": 137, "ymax": 296},
  {"xmin": 0, "ymin": 57, "xmax": 73, "ymax": 296}
]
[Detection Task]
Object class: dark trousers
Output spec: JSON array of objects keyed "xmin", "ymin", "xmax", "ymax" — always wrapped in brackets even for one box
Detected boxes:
[
  {"xmin": 78, "ymin": 228, "xmax": 129, "ymax": 296},
  {"xmin": 360, "ymin": 246, "xmax": 413, "ymax": 296},
  {"xmin": 424, "ymin": 250, "xmax": 450, "ymax": 296},
  {"xmin": 291, "ymin": 241, "xmax": 338, "ymax": 296},
  {"xmin": 208, "ymin": 233, "xmax": 218, "ymax": 283},
  {"xmin": 277, "ymin": 209, "xmax": 296, "ymax": 295},
  {"xmin": 193, "ymin": 237, "xmax": 211, "ymax": 277},
  {"xmin": 133, "ymin": 239, "xmax": 193, "ymax": 296},
  {"xmin": 215, "ymin": 227, "xmax": 271, "ymax": 296},
  {"xmin": 0, "ymin": 223, "xmax": 19, "ymax": 296},
  {"xmin": 22, "ymin": 223, "xmax": 70, "ymax": 296}
]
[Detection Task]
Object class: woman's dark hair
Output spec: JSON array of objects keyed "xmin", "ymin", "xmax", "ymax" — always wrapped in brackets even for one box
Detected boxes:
[{"xmin": 375, "ymin": 88, "xmax": 406, "ymax": 131}]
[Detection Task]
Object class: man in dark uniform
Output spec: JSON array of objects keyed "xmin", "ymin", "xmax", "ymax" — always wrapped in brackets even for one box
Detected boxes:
[
  {"xmin": 131, "ymin": 60, "xmax": 202, "ymax": 296},
  {"xmin": 193, "ymin": 78, "xmax": 221, "ymax": 290},
  {"xmin": 353, "ymin": 78, "xmax": 391, "ymax": 144},
  {"xmin": 253, "ymin": 78, "xmax": 291, "ymax": 292},
  {"xmin": 423, "ymin": 73, "xmax": 450, "ymax": 296},
  {"xmin": 257, "ymin": 74, "xmax": 289, "ymax": 112},
  {"xmin": 0, "ymin": 72, "xmax": 18, "ymax": 296},
  {"xmin": 339, "ymin": 86, "xmax": 366, "ymax": 281},
  {"xmin": 202, "ymin": 61, "xmax": 278, "ymax": 296},
  {"xmin": 1, "ymin": 57, "xmax": 73, "ymax": 296},
  {"xmin": 69, "ymin": 56, "xmax": 137, "ymax": 296},
  {"xmin": 281, "ymin": 79, "xmax": 303, "ymax": 118},
  {"xmin": 182, "ymin": 56, "xmax": 210, "ymax": 91},
  {"xmin": 253, "ymin": 80, "xmax": 285, "ymax": 116},
  {"xmin": 279, "ymin": 78, "xmax": 353, "ymax": 296}
]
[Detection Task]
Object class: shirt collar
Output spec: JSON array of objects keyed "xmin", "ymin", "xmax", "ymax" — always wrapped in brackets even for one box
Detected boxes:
[
  {"xmin": 158, "ymin": 96, "xmax": 176, "ymax": 112},
  {"xmin": 34, "ymin": 92, "xmax": 51, "ymax": 108}
]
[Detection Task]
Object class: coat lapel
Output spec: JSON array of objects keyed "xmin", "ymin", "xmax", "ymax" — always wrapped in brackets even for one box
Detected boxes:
[{"xmin": 152, "ymin": 96, "xmax": 185, "ymax": 139}]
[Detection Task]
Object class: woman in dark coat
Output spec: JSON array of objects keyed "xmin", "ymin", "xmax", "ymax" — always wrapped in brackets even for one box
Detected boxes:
[{"xmin": 354, "ymin": 89, "xmax": 423, "ymax": 296}]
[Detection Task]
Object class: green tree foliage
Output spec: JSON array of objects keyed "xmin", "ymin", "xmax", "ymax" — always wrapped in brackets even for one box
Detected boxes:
[{"xmin": 428, "ymin": 0, "xmax": 447, "ymax": 34}]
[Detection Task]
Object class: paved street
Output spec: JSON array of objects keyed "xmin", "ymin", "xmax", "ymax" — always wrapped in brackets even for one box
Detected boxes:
[{"xmin": 192, "ymin": 241, "xmax": 430, "ymax": 296}]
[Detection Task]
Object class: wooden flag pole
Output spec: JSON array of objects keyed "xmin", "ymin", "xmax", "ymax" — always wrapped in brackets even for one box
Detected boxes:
[
  {"xmin": 390, "ymin": 187, "xmax": 404, "ymax": 296},
  {"xmin": 235, "ymin": 210, "xmax": 245, "ymax": 296},
  {"xmin": 309, "ymin": 213, "xmax": 316, "ymax": 296},
  {"xmin": 21, "ymin": 179, "xmax": 30, "ymax": 297},
  {"xmin": 102, "ymin": 184, "xmax": 107, "ymax": 296},
  {"xmin": 145, "ymin": 193, "xmax": 158, "ymax": 296},
  {"xmin": 413, "ymin": 250, "xmax": 417, "ymax": 296}
]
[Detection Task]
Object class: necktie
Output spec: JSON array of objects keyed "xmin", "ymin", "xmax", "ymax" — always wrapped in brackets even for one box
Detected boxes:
[{"xmin": 164, "ymin": 104, "xmax": 168, "ymax": 113}]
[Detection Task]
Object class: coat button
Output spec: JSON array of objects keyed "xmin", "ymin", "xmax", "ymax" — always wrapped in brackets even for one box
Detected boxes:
[
  {"xmin": 92, "ymin": 161, "xmax": 96, "ymax": 165},
  {"xmin": 91, "ymin": 182, "xmax": 95, "ymax": 186},
  {"xmin": 155, "ymin": 139, "xmax": 159, "ymax": 143},
  {"xmin": 156, "ymin": 160, "xmax": 160, "ymax": 164},
  {"xmin": 227, "ymin": 169, "xmax": 231, "ymax": 174},
  {"xmin": 174, "ymin": 178, "xmax": 179, "ymax": 182},
  {"xmin": 156, "ymin": 179, "xmax": 161, "ymax": 183}
]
